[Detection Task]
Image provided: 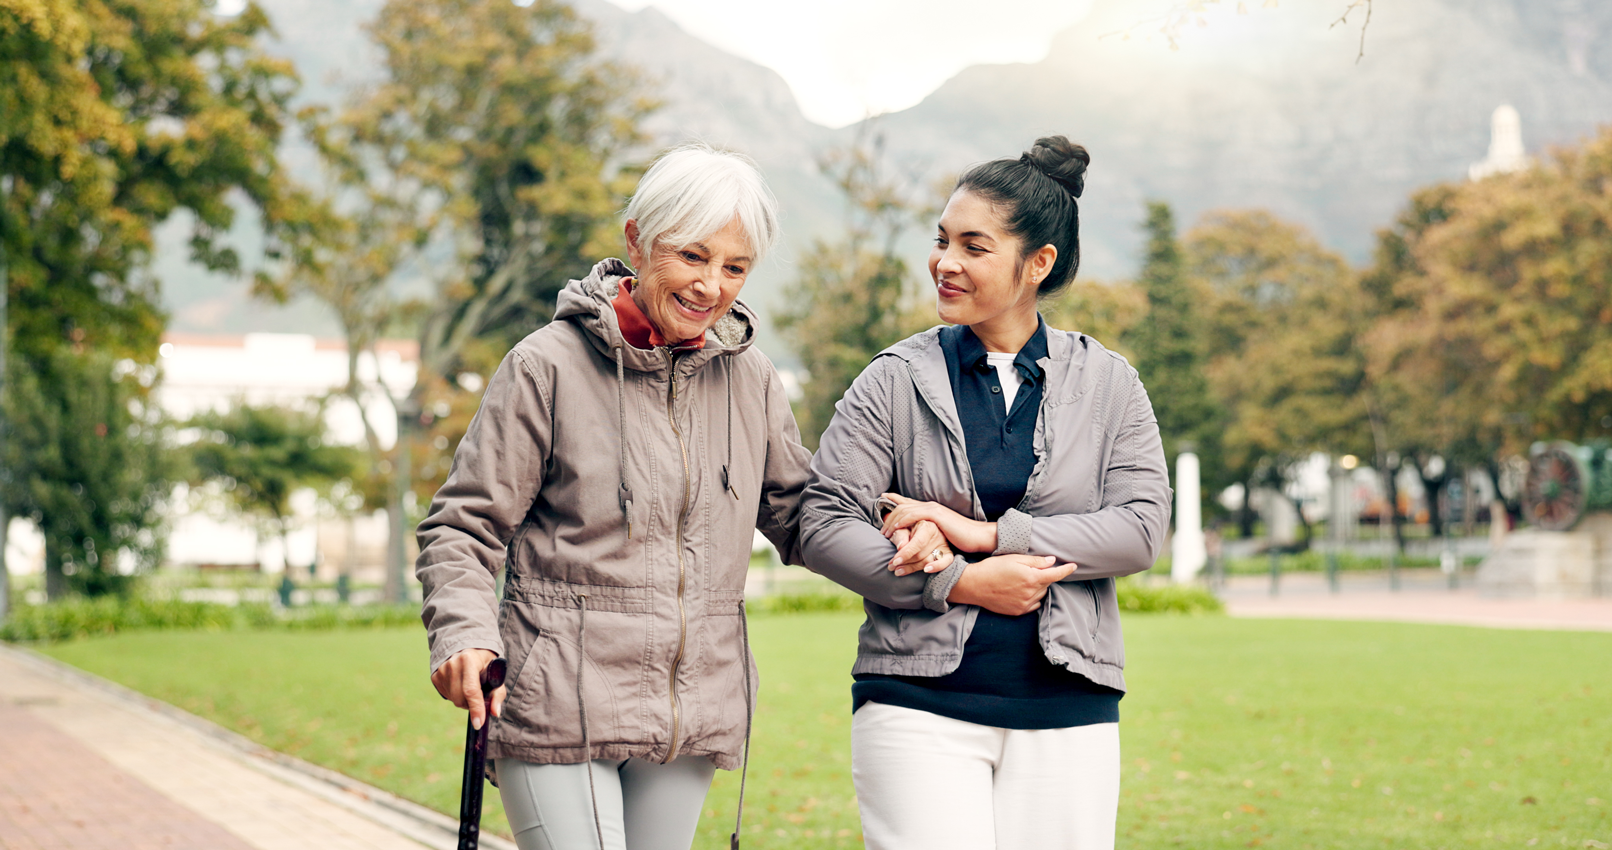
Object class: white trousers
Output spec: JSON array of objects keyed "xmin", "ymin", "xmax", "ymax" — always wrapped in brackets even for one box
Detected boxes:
[
  {"xmin": 495, "ymin": 756, "xmax": 715, "ymax": 850},
  {"xmin": 851, "ymin": 701, "xmax": 1121, "ymax": 850}
]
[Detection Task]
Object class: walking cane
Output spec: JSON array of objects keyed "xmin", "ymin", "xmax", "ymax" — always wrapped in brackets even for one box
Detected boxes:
[{"xmin": 458, "ymin": 657, "xmax": 508, "ymax": 850}]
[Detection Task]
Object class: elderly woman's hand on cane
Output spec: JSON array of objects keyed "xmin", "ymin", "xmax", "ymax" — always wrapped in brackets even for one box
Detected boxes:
[{"xmin": 432, "ymin": 648, "xmax": 507, "ymax": 730}]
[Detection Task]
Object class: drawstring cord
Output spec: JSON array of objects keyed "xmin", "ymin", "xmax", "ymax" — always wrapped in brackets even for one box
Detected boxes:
[
  {"xmin": 577, "ymin": 592, "xmax": 605, "ymax": 850},
  {"xmin": 731, "ymin": 599, "xmax": 754, "ymax": 849},
  {"xmin": 615, "ymin": 347, "xmax": 635, "ymax": 538},
  {"xmin": 722, "ymin": 364, "xmax": 738, "ymax": 500}
]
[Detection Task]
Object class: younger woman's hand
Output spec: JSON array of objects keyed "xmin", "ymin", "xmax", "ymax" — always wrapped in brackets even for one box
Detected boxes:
[
  {"xmin": 888, "ymin": 520, "xmax": 953, "ymax": 577},
  {"xmin": 946, "ymin": 554, "xmax": 1076, "ymax": 616},
  {"xmin": 879, "ymin": 493, "xmax": 998, "ymax": 554}
]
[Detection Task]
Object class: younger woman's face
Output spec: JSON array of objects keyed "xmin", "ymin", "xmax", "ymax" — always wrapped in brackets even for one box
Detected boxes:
[{"xmin": 927, "ymin": 190, "xmax": 1047, "ymax": 329}]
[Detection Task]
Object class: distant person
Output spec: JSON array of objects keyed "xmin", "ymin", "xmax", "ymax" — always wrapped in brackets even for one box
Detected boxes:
[
  {"xmin": 413, "ymin": 144, "xmax": 945, "ymax": 850},
  {"xmin": 800, "ymin": 136, "xmax": 1171, "ymax": 850}
]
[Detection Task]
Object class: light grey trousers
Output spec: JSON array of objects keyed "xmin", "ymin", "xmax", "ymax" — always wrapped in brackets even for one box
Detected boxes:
[{"xmin": 494, "ymin": 756, "xmax": 716, "ymax": 850}]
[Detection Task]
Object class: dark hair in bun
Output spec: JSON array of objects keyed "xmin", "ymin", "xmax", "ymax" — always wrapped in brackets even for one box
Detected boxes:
[{"xmin": 954, "ymin": 135, "xmax": 1090, "ymax": 297}]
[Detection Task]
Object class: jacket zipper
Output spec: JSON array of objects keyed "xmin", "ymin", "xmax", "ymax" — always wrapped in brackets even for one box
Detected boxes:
[{"xmin": 663, "ymin": 348, "xmax": 690, "ymax": 761}]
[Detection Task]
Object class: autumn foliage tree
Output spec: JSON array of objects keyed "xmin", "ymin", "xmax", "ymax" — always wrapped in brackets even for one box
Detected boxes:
[
  {"xmin": 776, "ymin": 132, "xmax": 937, "ymax": 448},
  {"xmin": 1359, "ymin": 127, "xmax": 1612, "ymax": 529},
  {"xmin": 259, "ymin": 0, "xmax": 652, "ymax": 599},
  {"xmin": 1187, "ymin": 210, "xmax": 1365, "ymax": 540},
  {"xmin": 2, "ymin": 0, "xmax": 302, "ymax": 600}
]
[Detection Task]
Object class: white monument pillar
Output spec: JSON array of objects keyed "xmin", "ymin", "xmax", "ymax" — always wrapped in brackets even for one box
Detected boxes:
[
  {"xmin": 1469, "ymin": 104, "xmax": 1528, "ymax": 180},
  {"xmin": 1171, "ymin": 452, "xmax": 1207, "ymax": 582}
]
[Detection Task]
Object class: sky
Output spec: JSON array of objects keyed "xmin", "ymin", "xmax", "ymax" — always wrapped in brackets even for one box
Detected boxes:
[
  {"xmin": 602, "ymin": 0, "xmax": 1098, "ymax": 127},
  {"xmin": 212, "ymin": 0, "xmax": 1305, "ymax": 129}
]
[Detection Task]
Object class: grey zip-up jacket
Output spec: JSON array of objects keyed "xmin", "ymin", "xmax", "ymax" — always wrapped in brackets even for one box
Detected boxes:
[
  {"xmin": 416, "ymin": 259, "xmax": 812, "ymax": 769},
  {"xmin": 799, "ymin": 325, "xmax": 1171, "ymax": 692}
]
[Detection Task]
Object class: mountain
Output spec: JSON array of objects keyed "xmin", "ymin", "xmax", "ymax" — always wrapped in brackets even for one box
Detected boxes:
[
  {"xmin": 868, "ymin": 0, "xmax": 1612, "ymax": 280},
  {"xmin": 153, "ymin": 0, "xmax": 1612, "ymax": 366}
]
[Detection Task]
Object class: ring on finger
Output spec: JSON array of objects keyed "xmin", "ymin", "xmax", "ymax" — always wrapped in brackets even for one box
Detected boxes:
[{"xmin": 930, "ymin": 548, "xmax": 944, "ymax": 561}]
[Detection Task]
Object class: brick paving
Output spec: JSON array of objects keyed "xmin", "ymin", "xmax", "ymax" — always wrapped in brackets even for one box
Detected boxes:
[
  {"xmin": 0, "ymin": 648, "xmax": 441, "ymax": 850},
  {"xmin": 0, "ymin": 704, "xmax": 257, "ymax": 850}
]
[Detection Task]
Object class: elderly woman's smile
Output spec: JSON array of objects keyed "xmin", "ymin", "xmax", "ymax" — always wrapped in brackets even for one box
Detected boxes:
[{"xmin": 626, "ymin": 216, "xmax": 752, "ymax": 345}]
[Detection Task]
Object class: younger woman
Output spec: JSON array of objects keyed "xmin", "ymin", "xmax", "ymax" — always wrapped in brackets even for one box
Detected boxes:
[{"xmin": 800, "ymin": 136, "xmax": 1171, "ymax": 850}]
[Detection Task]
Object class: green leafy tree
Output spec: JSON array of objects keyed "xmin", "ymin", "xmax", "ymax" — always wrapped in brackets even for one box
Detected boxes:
[
  {"xmin": 2, "ymin": 0, "xmax": 302, "ymax": 605},
  {"xmin": 1126, "ymin": 202, "xmax": 1219, "ymax": 470},
  {"xmin": 186, "ymin": 404, "xmax": 362, "ymax": 575},
  {"xmin": 775, "ymin": 132, "xmax": 936, "ymax": 449},
  {"xmin": 256, "ymin": 0, "xmax": 651, "ymax": 600},
  {"xmin": 2, "ymin": 0, "xmax": 301, "ymax": 364},
  {"xmin": 2, "ymin": 349, "xmax": 172, "ymax": 598},
  {"xmin": 1039, "ymin": 278, "xmax": 1147, "ymax": 362}
]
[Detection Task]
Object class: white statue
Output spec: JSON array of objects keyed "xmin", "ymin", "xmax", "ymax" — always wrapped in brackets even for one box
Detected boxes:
[
  {"xmin": 1171, "ymin": 452, "xmax": 1207, "ymax": 582},
  {"xmin": 1469, "ymin": 104, "xmax": 1529, "ymax": 181}
]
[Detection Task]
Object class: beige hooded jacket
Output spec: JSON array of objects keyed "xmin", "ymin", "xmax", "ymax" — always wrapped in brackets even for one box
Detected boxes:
[{"xmin": 416, "ymin": 258, "xmax": 812, "ymax": 769}]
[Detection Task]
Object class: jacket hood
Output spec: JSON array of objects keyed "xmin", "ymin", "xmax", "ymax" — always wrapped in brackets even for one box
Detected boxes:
[{"xmin": 554, "ymin": 258, "xmax": 758, "ymax": 373}]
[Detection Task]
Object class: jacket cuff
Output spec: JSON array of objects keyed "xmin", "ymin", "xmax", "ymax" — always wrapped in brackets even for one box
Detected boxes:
[
  {"xmin": 993, "ymin": 509, "xmax": 1032, "ymax": 555},
  {"xmin": 922, "ymin": 555, "xmax": 968, "ymax": 613},
  {"xmin": 428, "ymin": 634, "xmax": 505, "ymax": 676}
]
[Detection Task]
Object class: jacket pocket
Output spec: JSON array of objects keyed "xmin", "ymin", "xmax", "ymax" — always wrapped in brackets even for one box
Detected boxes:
[
  {"xmin": 1045, "ymin": 580, "xmax": 1122, "ymax": 668},
  {"xmin": 495, "ymin": 595, "xmax": 650, "ymax": 754},
  {"xmin": 1085, "ymin": 579, "xmax": 1102, "ymax": 638},
  {"xmin": 706, "ymin": 588, "xmax": 746, "ymax": 616},
  {"xmin": 676, "ymin": 596, "xmax": 753, "ymax": 760},
  {"xmin": 860, "ymin": 602, "xmax": 907, "ymax": 656}
]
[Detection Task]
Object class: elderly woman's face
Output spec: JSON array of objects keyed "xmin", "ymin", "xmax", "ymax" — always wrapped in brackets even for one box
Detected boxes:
[{"xmin": 625, "ymin": 217, "xmax": 753, "ymax": 345}]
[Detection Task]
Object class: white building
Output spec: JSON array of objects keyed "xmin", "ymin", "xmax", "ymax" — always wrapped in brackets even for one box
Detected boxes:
[
  {"xmin": 4, "ymin": 332, "xmax": 419, "ymax": 587},
  {"xmin": 158, "ymin": 332, "xmax": 418, "ymax": 580}
]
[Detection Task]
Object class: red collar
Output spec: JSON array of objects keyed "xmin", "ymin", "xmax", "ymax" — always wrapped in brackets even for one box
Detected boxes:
[{"xmin": 611, "ymin": 279, "xmax": 705, "ymax": 351}]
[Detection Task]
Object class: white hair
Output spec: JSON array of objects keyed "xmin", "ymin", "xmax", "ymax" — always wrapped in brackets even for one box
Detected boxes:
[{"xmin": 624, "ymin": 144, "xmax": 780, "ymax": 263}]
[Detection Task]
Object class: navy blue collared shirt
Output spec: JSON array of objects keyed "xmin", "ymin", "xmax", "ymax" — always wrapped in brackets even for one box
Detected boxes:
[
  {"xmin": 852, "ymin": 318, "xmax": 1121, "ymax": 729},
  {"xmin": 943, "ymin": 321, "xmax": 1047, "ymax": 521}
]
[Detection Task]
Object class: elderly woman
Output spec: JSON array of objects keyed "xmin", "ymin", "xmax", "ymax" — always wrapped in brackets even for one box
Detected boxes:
[
  {"xmin": 415, "ymin": 145, "xmax": 943, "ymax": 850},
  {"xmin": 800, "ymin": 136, "xmax": 1172, "ymax": 850}
]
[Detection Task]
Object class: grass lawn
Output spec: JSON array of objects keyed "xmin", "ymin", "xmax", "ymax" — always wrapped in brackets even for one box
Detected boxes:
[{"xmin": 35, "ymin": 615, "xmax": 1612, "ymax": 849}]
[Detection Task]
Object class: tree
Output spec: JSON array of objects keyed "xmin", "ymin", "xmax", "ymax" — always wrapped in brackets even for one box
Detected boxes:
[
  {"xmin": 1186, "ymin": 209, "xmax": 1366, "ymax": 542},
  {"xmin": 256, "ymin": 0, "xmax": 651, "ymax": 600},
  {"xmin": 1039, "ymin": 279, "xmax": 1147, "ymax": 362},
  {"xmin": 186, "ymin": 403, "xmax": 362, "ymax": 575},
  {"xmin": 2, "ymin": 0, "xmax": 301, "ymax": 365},
  {"xmin": 2, "ymin": 349, "xmax": 172, "ymax": 598},
  {"xmin": 775, "ymin": 131, "xmax": 937, "ymax": 449},
  {"xmin": 1360, "ymin": 126, "xmax": 1612, "ymax": 531},
  {"xmin": 2, "ymin": 0, "xmax": 302, "ymax": 603},
  {"xmin": 1126, "ymin": 202, "xmax": 1218, "ymax": 469}
]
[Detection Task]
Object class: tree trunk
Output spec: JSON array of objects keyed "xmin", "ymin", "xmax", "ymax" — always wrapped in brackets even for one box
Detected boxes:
[
  {"xmin": 1290, "ymin": 494, "xmax": 1314, "ymax": 551},
  {"xmin": 1238, "ymin": 479, "xmax": 1257, "ymax": 539},
  {"xmin": 1461, "ymin": 466, "xmax": 1478, "ymax": 537},
  {"xmin": 0, "ymin": 504, "xmax": 9, "ymax": 622},
  {"xmin": 1383, "ymin": 466, "xmax": 1407, "ymax": 555},
  {"xmin": 385, "ymin": 401, "xmax": 418, "ymax": 605},
  {"xmin": 44, "ymin": 541, "xmax": 67, "ymax": 601},
  {"xmin": 1483, "ymin": 456, "xmax": 1523, "ymax": 520},
  {"xmin": 1418, "ymin": 467, "xmax": 1448, "ymax": 539}
]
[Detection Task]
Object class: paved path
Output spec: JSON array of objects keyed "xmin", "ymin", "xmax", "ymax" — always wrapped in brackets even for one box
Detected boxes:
[
  {"xmin": 0, "ymin": 645, "xmax": 510, "ymax": 850},
  {"xmin": 1220, "ymin": 571, "xmax": 1612, "ymax": 632}
]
